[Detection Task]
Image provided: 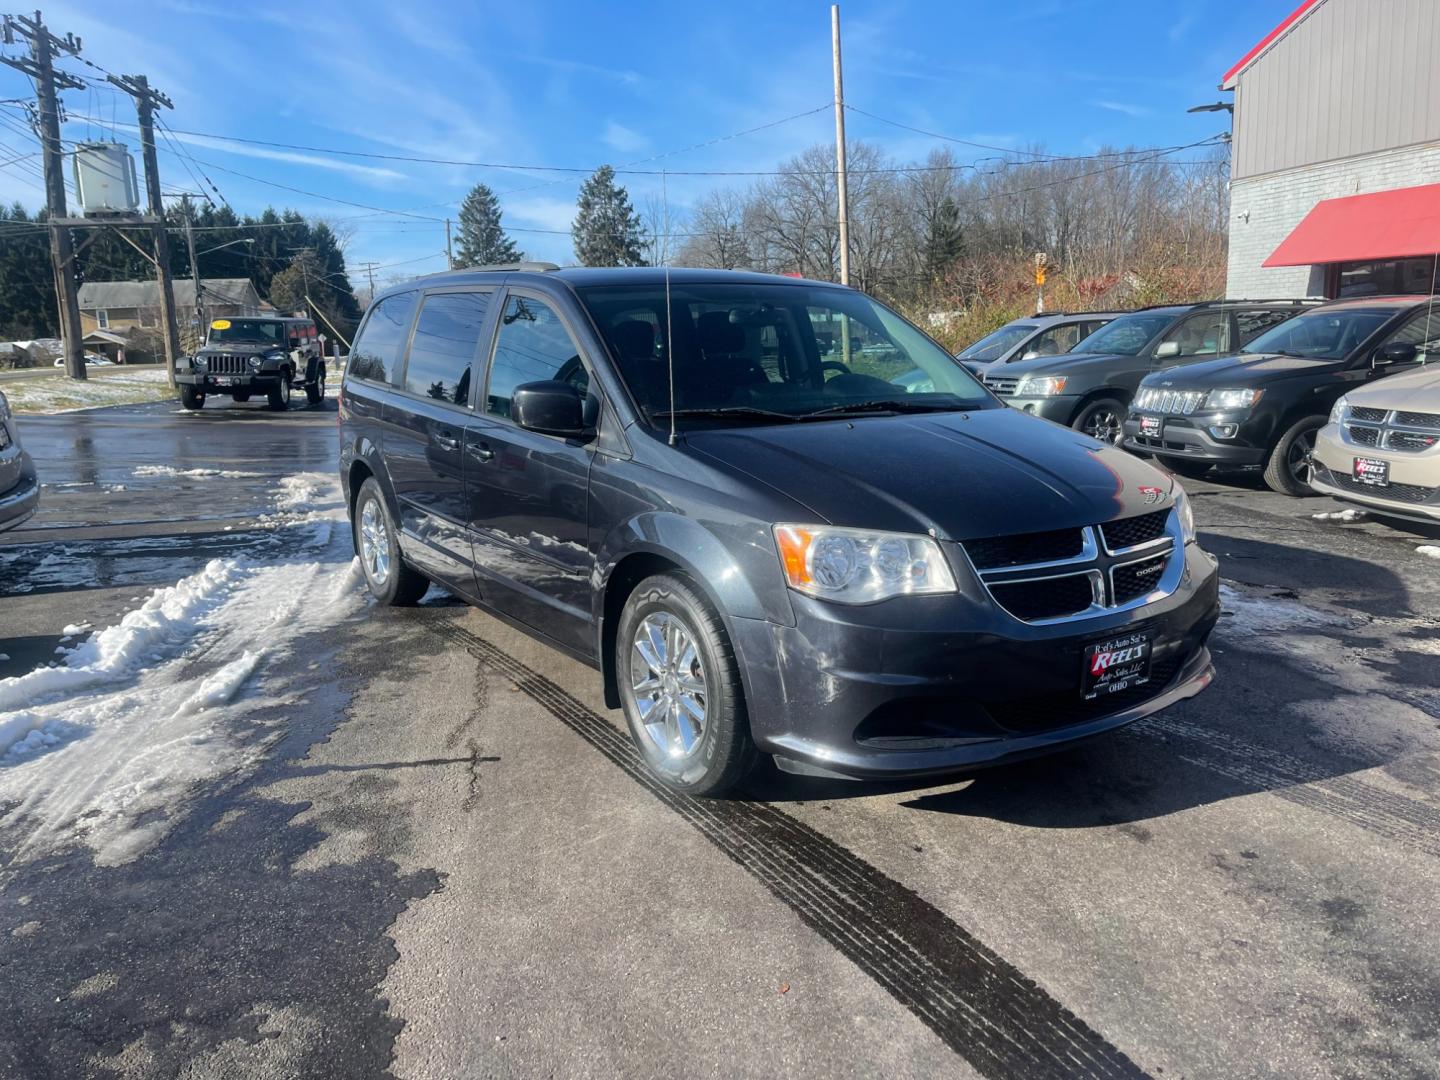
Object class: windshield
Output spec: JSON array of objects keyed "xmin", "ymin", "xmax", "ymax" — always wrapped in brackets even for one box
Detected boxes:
[
  {"xmin": 958, "ymin": 323, "xmax": 1036, "ymax": 361},
  {"xmin": 577, "ymin": 282, "xmax": 994, "ymax": 428},
  {"xmin": 1242, "ymin": 307, "xmax": 1392, "ymax": 359},
  {"xmin": 1073, "ymin": 311, "xmax": 1178, "ymax": 356},
  {"xmin": 206, "ymin": 320, "xmax": 284, "ymax": 345}
]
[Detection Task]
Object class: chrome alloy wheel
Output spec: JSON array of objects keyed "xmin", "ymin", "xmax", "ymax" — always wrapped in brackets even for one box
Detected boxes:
[
  {"xmin": 359, "ymin": 498, "xmax": 391, "ymax": 586},
  {"xmin": 1288, "ymin": 427, "xmax": 1317, "ymax": 486},
  {"xmin": 1083, "ymin": 405, "xmax": 1124, "ymax": 444},
  {"xmin": 628, "ymin": 612, "xmax": 707, "ymax": 759}
]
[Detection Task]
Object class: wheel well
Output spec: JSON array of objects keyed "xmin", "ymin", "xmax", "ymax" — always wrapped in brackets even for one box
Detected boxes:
[
  {"xmin": 600, "ymin": 552, "xmax": 684, "ymax": 709},
  {"xmin": 346, "ymin": 460, "xmax": 373, "ymax": 520}
]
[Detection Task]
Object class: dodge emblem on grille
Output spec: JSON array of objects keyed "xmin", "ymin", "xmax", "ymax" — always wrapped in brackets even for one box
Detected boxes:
[{"xmin": 1137, "ymin": 486, "xmax": 1164, "ymax": 504}]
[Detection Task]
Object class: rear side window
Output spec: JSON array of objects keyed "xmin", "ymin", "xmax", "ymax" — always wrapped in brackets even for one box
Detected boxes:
[
  {"xmin": 348, "ymin": 292, "xmax": 417, "ymax": 385},
  {"xmin": 403, "ymin": 292, "xmax": 491, "ymax": 406},
  {"xmin": 485, "ymin": 295, "xmax": 587, "ymax": 419},
  {"xmin": 1236, "ymin": 309, "xmax": 1294, "ymax": 346}
]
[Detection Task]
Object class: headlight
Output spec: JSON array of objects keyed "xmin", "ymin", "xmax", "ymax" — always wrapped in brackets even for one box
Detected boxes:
[
  {"xmin": 774, "ymin": 524, "xmax": 957, "ymax": 603},
  {"xmin": 251, "ymin": 355, "xmax": 266, "ymax": 370},
  {"xmin": 1203, "ymin": 388, "xmax": 1262, "ymax": 411},
  {"xmin": 1016, "ymin": 375, "xmax": 1067, "ymax": 396},
  {"xmin": 1329, "ymin": 394, "xmax": 1349, "ymax": 424},
  {"xmin": 1173, "ymin": 487, "xmax": 1197, "ymax": 544},
  {"xmin": 192, "ymin": 356, "xmax": 207, "ymax": 372}
]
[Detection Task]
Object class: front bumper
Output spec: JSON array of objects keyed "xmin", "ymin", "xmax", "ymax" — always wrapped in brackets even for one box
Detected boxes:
[
  {"xmin": 728, "ymin": 543, "xmax": 1220, "ymax": 780},
  {"xmin": 1309, "ymin": 455, "xmax": 1440, "ymax": 522},
  {"xmin": 0, "ymin": 456, "xmax": 39, "ymax": 532},
  {"xmin": 1003, "ymin": 395, "xmax": 1079, "ymax": 425},
  {"xmin": 1123, "ymin": 413, "xmax": 1267, "ymax": 466},
  {"xmin": 176, "ymin": 371, "xmax": 284, "ymax": 391}
]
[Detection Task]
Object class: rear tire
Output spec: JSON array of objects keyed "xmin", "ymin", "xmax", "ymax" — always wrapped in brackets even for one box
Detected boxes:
[
  {"xmin": 1263, "ymin": 415, "xmax": 1325, "ymax": 496},
  {"xmin": 1164, "ymin": 458, "xmax": 1213, "ymax": 480},
  {"xmin": 1073, "ymin": 397, "xmax": 1127, "ymax": 445},
  {"xmin": 352, "ymin": 477, "xmax": 429, "ymax": 606},
  {"xmin": 179, "ymin": 384, "xmax": 205, "ymax": 410},
  {"xmin": 616, "ymin": 572, "xmax": 760, "ymax": 796},
  {"xmin": 267, "ymin": 370, "xmax": 292, "ymax": 411},
  {"xmin": 305, "ymin": 366, "xmax": 325, "ymax": 406}
]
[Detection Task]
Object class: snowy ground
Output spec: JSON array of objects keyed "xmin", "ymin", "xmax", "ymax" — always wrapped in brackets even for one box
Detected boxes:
[
  {"xmin": 0, "ymin": 471, "xmax": 362, "ymax": 866},
  {"xmin": 2, "ymin": 369, "xmax": 176, "ymax": 413}
]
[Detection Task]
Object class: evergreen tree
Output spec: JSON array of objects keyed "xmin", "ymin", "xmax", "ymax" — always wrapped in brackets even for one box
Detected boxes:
[
  {"xmin": 571, "ymin": 165, "xmax": 647, "ymax": 267},
  {"xmin": 923, "ymin": 197, "xmax": 965, "ymax": 282},
  {"xmin": 454, "ymin": 183, "xmax": 521, "ymax": 267},
  {"xmin": 0, "ymin": 203, "xmax": 57, "ymax": 340}
]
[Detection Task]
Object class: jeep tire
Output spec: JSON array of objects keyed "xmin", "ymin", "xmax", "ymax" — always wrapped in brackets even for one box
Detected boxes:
[
  {"xmin": 267, "ymin": 370, "xmax": 292, "ymax": 411},
  {"xmin": 179, "ymin": 383, "xmax": 205, "ymax": 411}
]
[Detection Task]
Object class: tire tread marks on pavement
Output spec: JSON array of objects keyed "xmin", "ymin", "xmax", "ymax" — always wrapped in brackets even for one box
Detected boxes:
[{"xmin": 424, "ymin": 613, "xmax": 1149, "ymax": 1080}]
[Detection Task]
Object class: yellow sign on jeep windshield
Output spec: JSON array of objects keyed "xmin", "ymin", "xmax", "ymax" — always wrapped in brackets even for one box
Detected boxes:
[{"xmin": 210, "ymin": 319, "xmax": 231, "ymax": 330}]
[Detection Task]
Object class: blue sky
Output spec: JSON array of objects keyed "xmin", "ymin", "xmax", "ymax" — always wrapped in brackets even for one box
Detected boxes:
[{"xmin": 0, "ymin": 0, "xmax": 1296, "ymax": 289}]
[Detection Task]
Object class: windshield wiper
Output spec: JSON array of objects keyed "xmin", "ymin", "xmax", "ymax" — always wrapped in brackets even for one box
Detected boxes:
[
  {"xmin": 651, "ymin": 406, "xmax": 803, "ymax": 424},
  {"xmin": 801, "ymin": 399, "xmax": 967, "ymax": 418}
]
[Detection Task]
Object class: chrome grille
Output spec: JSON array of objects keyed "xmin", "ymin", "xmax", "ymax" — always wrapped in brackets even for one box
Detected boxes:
[
  {"xmin": 1314, "ymin": 464, "xmax": 1436, "ymax": 505},
  {"xmin": 962, "ymin": 510, "xmax": 1180, "ymax": 624},
  {"xmin": 984, "ymin": 374, "xmax": 1019, "ymax": 396},
  {"xmin": 1342, "ymin": 406, "xmax": 1440, "ymax": 454},
  {"xmin": 1134, "ymin": 387, "xmax": 1206, "ymax": 415}
]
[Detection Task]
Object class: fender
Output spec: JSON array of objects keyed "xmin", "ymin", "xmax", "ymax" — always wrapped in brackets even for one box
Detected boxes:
[{"xmin": 344, "ymin": 434, "xmax": 403, "ymax": 524}]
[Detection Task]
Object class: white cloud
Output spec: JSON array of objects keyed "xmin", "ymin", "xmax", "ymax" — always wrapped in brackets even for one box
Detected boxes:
[
  {"xmin": 505, "ymin": 196, "xmax": 577, "ymax": 234},
  {"xmin": 1091, "ymin": 100, "xmax": 1153, "ymax": 119},
  {"xmin": 602, "ymin": 122, "xmax": 650, "ymax": 155}
]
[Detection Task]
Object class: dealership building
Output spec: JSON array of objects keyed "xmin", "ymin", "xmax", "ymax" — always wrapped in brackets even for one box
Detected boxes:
[{"xmin": 1224, "ymin": 0, "xmax": 1440, "ymax": 300}]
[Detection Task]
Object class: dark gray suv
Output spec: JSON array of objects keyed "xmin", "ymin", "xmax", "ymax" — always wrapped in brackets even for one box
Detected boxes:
[
  {"xmin": 0, "ymin": 389, "xmax": 38, "ymax": 532},
  {"xmin": 984, "ymin": 300, "xmax": 1317, "ymax": 442},
  {"xmin": 339, "ymin": 266, "xmax": 1220, "ymax": 795}
]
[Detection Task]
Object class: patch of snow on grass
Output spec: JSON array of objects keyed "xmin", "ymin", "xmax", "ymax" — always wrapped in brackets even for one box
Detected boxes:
[
  {"xmin": 0, "ymin": 472, "xmax": 363, "ymax": 865},
  {"xmin": 5, "ymin": 369, "xmax": 174, "ymax": 414},
  {"xmin": 1418, "ymin": 546, "xmax": 1440, "ymax": 560}
]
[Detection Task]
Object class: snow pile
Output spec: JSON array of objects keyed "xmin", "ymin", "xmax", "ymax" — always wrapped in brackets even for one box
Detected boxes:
[
  {"xmin": 1311, "ymin": 508, "xmax": 1368, "ymax": 523},
  {"xmin": 1419, "ymin": 546, "xmax": 1440, "ymax": 561},
  {"xmin": 0, "ymin": 472, "xmax": 364, "ymax": 864},
  {"xmin": 134, "ymin": 465, "xmax": 264, "ymax": 479}
]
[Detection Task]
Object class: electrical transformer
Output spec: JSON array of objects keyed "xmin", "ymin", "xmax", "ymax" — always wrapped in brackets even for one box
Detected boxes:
[{"xmin": 72, "ymin": 141, "xmax": 140, "ymax": 215}]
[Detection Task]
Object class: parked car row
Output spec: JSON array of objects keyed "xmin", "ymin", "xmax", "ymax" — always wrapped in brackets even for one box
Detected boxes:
[{"xmin": 966, "ymin": 295, "xmax": 1440, "ymax": 502}]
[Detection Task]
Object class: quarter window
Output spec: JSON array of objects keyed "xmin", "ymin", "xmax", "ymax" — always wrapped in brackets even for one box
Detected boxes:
[
  {"xmin": 486, "ymin": 295, "xmax": 588, "ymax": 419},
  {"xmin": 348, "ymin": 292, "xmax": 417, "ymax": 385},
  {"xmin": 403, "ymin": 292, "xmax": 490, "ymax": 405}
]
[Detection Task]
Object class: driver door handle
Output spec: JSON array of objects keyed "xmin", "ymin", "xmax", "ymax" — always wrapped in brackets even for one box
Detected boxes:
[
  {"xmin": 467, "ymin": 440, "xmax": 494, "ymax": 462},
  {"xmin": 434, "ymin": 431, "xmax": 460, "ymax": 451}
]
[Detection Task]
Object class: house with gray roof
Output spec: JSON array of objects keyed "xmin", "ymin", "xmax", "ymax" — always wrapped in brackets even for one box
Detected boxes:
[{"xmin": 77, "ymin": 278, "xmax": 265, "ymax": 335}]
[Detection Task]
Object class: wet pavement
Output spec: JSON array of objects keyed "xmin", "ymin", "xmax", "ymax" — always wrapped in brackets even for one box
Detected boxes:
[{"xmin": 2, "ymin": 401, "xmax": 1440, "ymax": 1079}]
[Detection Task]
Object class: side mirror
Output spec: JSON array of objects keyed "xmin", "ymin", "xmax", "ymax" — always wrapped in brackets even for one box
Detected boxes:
[
  {"xmin": 1154, "ymin": 341, "xmax": 1181, "ymax": 359},
  {"xmin": 512, "ymin": 380, "xmax": 587, "ymax": 437},
  {"xmin": 1374, "ymin": 341, "xmax": 1417, "ymax": 367}
]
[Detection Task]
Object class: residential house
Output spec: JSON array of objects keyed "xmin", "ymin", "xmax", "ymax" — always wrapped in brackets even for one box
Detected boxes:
[{"xmin": 76, "ymin": 278, "xmax": 264, "ymax": 335}]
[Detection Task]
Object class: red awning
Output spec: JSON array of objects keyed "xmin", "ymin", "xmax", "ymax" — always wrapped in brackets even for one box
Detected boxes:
[{"xmin": 1264, "ymin": 183, "xmax": 1440, "ymax": 268}]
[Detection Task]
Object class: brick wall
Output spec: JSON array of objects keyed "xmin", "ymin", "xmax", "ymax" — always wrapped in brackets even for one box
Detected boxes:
[{"xmin": 1226, "ymin": 141, "xmax": 1440, "ymax": 299}]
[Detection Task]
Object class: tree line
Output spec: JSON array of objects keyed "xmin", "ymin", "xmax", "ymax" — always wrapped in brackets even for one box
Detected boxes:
[{"xmin": 0, "ymin": 201, "xmax": 362, "ymax": 343}]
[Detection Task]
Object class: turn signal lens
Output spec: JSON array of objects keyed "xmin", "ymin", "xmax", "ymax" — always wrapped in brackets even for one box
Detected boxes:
[{"xmin": 774, "ymin": 525, "xmax": 957, "ymax": 604}]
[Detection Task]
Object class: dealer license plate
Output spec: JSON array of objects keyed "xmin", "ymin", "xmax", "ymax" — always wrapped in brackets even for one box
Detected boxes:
[
  {"xmin": 1082, "ymin": 632, "xmax": 1153, "ymax": 700},
  {"xmin": 1138, "ymin": 414, "xmax": 1163, "ymax": 438},
  {"xmin": 1353, "ymin": 457, "xmax": 1389, "ymax": 487},
  {"xmin": 212, "ymin": 376, "xmax": 234, "ymax": 386}
]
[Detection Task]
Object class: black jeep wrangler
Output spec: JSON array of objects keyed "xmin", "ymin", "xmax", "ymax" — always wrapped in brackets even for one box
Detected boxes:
[{"xmin": 177, "ymin": 316, "xmax": 326, "ymax": 411}]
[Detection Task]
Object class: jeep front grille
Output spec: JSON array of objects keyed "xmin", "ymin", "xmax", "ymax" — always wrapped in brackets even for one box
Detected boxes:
[
  {"xmin": 1341, "ymin": 406, "xmax": 1440, "ymax": 454},
  {"xmin": 201, "ymin": 353, "xmax": 252, "ymax": 375},
  {"xmin": 961, "ymin": 510, "xmax": 1180, "ymax": 624},
  {"xmin": 1133, "ymin": 387, "xmax": 1207, "ymax": 415}
]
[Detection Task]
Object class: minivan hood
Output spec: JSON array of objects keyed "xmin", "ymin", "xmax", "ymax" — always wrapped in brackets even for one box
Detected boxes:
[
  {"xmin": 1338, "ymin": 363, "xmax": 1440, "ymax": 410},
  {"xmin": 684, "ymin": 407, "xmax": 1173, "ymax": 540},
  {"xmin": 1146, "ymin": 353, "xmax": 1345, "ymax": 388}
]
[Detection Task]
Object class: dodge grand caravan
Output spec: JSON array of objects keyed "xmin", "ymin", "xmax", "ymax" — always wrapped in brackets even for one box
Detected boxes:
[{"xmin": 339, "ymin": 266, "xmax": 1220, "ymax": 795}]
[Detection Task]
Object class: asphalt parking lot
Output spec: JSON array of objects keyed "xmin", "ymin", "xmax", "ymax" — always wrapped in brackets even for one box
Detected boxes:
[{"xmin": 2, "ymin": 399, "xmax": 1440, "ymax": 1079}]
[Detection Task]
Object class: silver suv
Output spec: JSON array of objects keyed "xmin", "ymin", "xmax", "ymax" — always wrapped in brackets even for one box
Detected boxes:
[
  {"xmin": 956, "ymin": 311, "xmax": 1122, "ymax": 375},
  {"xmin": 0, "ymin": 389, "xmax": 38, "ymax": 532}
]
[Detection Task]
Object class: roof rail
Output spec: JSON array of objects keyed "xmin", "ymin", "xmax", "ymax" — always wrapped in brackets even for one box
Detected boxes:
[
  {"xmin": 453, "ymin": 261, "xmax": 561, "ymax": 273},
  {"xmin": 1205, "ymin": 297, "xmax": 1325, "ymax": 305}
]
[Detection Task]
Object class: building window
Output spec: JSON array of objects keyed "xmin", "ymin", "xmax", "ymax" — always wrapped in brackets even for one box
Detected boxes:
[
  {"xmin": 96, "ymin": 309, "xmax": 109, "ymax": 329},
  {"xmin": 1333, "ymin": 256, "xmax": 1439, "ymax": 298}
]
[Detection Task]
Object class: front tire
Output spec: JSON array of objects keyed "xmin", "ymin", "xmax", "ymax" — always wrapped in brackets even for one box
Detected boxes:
[
  {"xmin": 179, "ymin": 384, "xmax": 205, "ymax": 410},
  {"xmin": 616, "ymin": 573, "xmax": 760, "ymax": 796},
  {"xmin": 267, "ymin": 370, "xmax": 292, "ymax": 411},
  {"xmin": 352, "ymin": 477, "xmax": 428, "ymax": 605},
  {"xmin": 1073, "ymin": 397, "xmax": 1127, "ymax": 445},
  {"xmin": 1263, "ymin": 416, "xmax": 1325, "ymax": 496}
]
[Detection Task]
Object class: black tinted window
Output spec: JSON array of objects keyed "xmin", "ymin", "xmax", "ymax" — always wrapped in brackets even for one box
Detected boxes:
[
  {"xmin": 1236, "ymin": 309, "xmax": 1294, "ymax": 345},
  {"xmin": 348, "ymin": 293, "xmax": 417, "ymax": 384},
  {"xmin": 403, "ymin": 292, "xmax": 489, "ymax": 405},
  {"xmin": 486, "ymin": 296, "xmax": 587, "ymax": 419}
]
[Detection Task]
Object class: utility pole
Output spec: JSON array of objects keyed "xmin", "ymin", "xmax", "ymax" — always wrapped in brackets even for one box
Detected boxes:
[
  {"xmin": 358, "ymin": 260, "xmax": 379, "ymax": 302},
  {"xmin": 108, "ymin": 73, "xmax": 180, "ymax": 386},
  {"xmin": 830, "ymin": 4, "xmax": 850, "ymax": 289},
  {"xmin": 2, "ymin": 11, "xmax": 86, "ymax": 379},
  {"xmin": 181, "ymin": 193, "xmax": 202, "ymax": 344},
  {"xmin": 444, "ymin": 218, "xmax": 454, "ymax": 269}
]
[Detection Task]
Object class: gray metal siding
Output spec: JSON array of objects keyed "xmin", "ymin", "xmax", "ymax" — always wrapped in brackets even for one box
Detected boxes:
[{"xmin": 1232, "ymin": 0, "xmax": 1440, "ymax": 180}]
